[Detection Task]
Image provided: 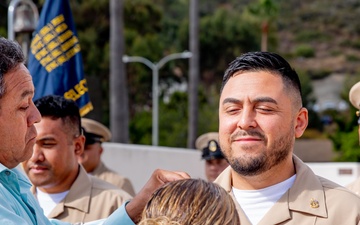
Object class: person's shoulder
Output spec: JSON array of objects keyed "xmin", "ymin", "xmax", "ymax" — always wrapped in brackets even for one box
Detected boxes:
[
  {"xmin": 346, "ymin": 177, "xmax": 360, "ymax": 195},
  {"xmin": 318, "ymin": 176, "xmax": 360, "ymax": 204},
  {"xmin": 90, "ymin": 174, "xmax": 123, "ymax": 191},
  {"xmin": 100, "ymin": 168, "xmax": 127, "ymax": 181},
  {"xmin": 89, "ymin": 175, "xmax": 133, "ymax": 199},
  {"xmin": 96, "ymin": 166, "xmax": 130, "ymax": 185}
]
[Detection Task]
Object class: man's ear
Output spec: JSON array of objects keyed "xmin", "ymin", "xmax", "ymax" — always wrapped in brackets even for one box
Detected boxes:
[
  {"xmin": 99, "ymin": 146, "xmax": 104, "ymax": 155},
  {"xmin": 295, "ymin": 107, "xmax": 308, "ymax": 138},
  {"xmin": 74, "ymin": 135, "xmax": 85, "ymax": 156}
]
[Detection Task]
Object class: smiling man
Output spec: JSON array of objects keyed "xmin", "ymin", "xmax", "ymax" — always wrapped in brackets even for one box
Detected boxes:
[
  {"xmin": 214, "ymin": 52, "xmax": 360, "ymax": 225},
  {"xmin": 21, "ymin": 95, "xmax": 132, "ymax": 223}
]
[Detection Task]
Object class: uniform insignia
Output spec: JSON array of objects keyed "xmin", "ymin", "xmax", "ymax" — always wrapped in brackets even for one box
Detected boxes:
[
  {"xmin": 209, "ymin": 140, "xmax": 217, "ymax": 152},
  {"xmin": 310, "ymin": 198, "xmax": 319, "ymax": 208}
]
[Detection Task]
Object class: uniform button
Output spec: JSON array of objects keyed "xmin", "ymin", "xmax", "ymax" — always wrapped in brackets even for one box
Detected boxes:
[{"xmin": 5, "ymin": 171, "xmax": 10, "ymax": 176}]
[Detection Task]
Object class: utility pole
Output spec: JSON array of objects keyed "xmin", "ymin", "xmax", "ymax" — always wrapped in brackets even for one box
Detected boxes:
[
  {"xmin": 110, "ymin": 0, "xmax": 129, "ymax": 143},
  {"xmin": 187, "ymin": 0, "xmax": 199, "ymax": 149}
]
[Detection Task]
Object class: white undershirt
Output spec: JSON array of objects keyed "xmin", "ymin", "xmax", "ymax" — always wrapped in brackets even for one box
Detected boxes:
[
  {"xmin": 232, "ymin": 175, "xmax": 296, "ymax": 225},
  {"xmin": 36, "ymin": 188, "xmax": 69, "ymax": 216}
]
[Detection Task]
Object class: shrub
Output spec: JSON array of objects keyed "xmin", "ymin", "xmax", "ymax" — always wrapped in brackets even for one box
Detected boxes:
[{"xmin": 294, "ymin": 44, "xmax": 315, "ymax": 58}]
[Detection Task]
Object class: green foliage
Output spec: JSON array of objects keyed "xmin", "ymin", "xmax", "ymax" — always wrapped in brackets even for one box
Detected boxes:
[
  {"xmin": 158, "ymin": 92, "xmax": 188, "ymax": 147},
  {"xmin": 0, "ymin": 27, "xmax": 6, "ymax": 38},
  {"xmin": 341, "ymin": 74, "xmax": 360, "ymax": 102},
  {"xmin": 70, "ymin": 0, "xmax": 110, "ymax": 76},
  {"xmin": 327, "ymin": 74, "xmax": 360, "ymax": 161},
  {"xmin": 341, "ymin": 39, "xmax": 360, "ymax": 50},
  {"xmin": 346, "ymin": 54, "xmax": 360, "ymax": 62},
  {"xmin": 322, "ymin": 74, "xmax": 360, "ymax": 161},
  {"xmin": 245, "ymin": 0, "xmax": 278, "ymax": 23},
  {"xmin": 131, "ymin": 90, "xmax": 189, "ymax": 146},
  {"xmin": 197, "ymin": 85, "xmax": 220, "ymax": 134},
  {"xmin": 295, "ymin": 30, "xmax": 330, "ymax": 43},
  {"xmin": 330, "ymin": 127, "xmax": 360, "ymax": 162},
  {"xmin": 297, "ymin": 70, "xmax": 322, "ymax": 130},
  {"xmin": 130, "ymin": 82, "xmax": 221, "ymax": 147},
  {"xmin": 129, "ymin": 110, "xmax": 152, "ymax": 145},
  {"xmin": 294, "ymin": 44, "xmax": 315, "ymax": 58},
  {"xmin": 179, "ymin": 7, "xmax": 260, "ymax": 78},
  {"xmin": 297, "ymin": 70, "xmax": 315, "ymax": 106},
  {"xmin": 307, "ymin": 69, "xmax": 332, "ymax": 80},
  {"xmin": 124, "ymin": 0, "xmax": 162, "ymax": 35}
]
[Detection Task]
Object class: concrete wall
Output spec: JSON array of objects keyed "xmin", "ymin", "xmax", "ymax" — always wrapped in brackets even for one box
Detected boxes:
[
  {"xmin": 102, "ymin": 142, "xmax": 360, "ymax": 194},
  {"xmin": 102, "ymin": 143, "xmax": 206, "ymax": 194},
  {"xmin": 307, "ymin": 162, "xmax": 360, "ymax": 186}
]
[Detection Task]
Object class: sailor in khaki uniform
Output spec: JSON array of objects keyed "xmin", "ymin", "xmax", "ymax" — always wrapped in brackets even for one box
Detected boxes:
[
  {"xmin": 215, "ymin": 52, "xmax": 360, "ymax": 224},
  {"xmin": 22, "ymin": 95, "xmax": 132, "ymax": 224},
  {"xmin": 215, "ymin": 155, "xmax": 360, "ymax": 225},
  {"xmin": 78, "ymin": 118, "xmax": 136, "ymax": 196},
  {"xmin": 346, "ymin": 81, "xmax": 360, "ymax": 195},
  {"xmin": 195, "ymin": 132, "xmax": 228, "ymax": 182},
  {"xmin": 30, "ymin": 166, "xmax": 131, "ymax": 223}
]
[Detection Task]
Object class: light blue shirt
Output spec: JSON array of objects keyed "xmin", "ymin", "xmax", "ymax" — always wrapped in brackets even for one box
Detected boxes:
[{"xmin": 0, "ymin": 163, "xmax": 135, "ymax": 225}]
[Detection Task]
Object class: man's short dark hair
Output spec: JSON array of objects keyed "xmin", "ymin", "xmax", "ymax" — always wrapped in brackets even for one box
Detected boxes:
[
  {"xmin": 34, "ymin": 95, "xmax": 82, "ymax": 136},
  {"xmin": 220, "ymin": 52, "xmax": 302, "ymax": 105},
  {"xmin": 0, "ymin": 37, "xmax": 25, "ymax": 99}
]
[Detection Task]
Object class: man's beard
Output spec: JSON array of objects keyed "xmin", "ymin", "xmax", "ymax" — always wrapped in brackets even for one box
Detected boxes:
[{"xmin": 223, "ymin": 128, "xmax": 294, "ymax": 176}]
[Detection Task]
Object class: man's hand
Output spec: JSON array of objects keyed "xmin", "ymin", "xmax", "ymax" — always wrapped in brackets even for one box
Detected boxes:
[{"xmin": 125, "ymin": 169, "xmax": 190, "ymax": 223}]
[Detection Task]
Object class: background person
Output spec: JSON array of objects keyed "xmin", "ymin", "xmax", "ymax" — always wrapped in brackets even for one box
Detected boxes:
[
  {"xmin": 215, "ymin": 51, "xmax": 360, "ymax": 224},
  {"xmin": 138, "ymin": 178, "xmax": 239, "ymax": 225},
  {"xmin": 22, "ymin": 95, "xmax": 133, "ymax": 223},
  {"xmin": 78, "ymin": 118, "xmax": 136, "ymax": 196},
  {"xmin": 195, "ymin": 132, "xmax": 228, "ymax": 182}
]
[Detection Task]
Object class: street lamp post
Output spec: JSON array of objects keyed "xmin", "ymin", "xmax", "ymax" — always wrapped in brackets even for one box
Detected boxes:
[
  {"xmin": 8, "ymin": 0, "xmax": 39, "ymax": 62},
  {"xmin": 123, "ymin": 51, "xmax": 192, "ymax": 146}
]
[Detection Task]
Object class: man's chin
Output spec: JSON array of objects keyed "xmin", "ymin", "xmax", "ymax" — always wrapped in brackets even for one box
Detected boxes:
[
  {"xmin": 229, "ymin": 158, "xmax": 266, "ymax": 176},
  {"xmin": 28, "ymin": 178, "xmax": 50, "ymax": 187}
]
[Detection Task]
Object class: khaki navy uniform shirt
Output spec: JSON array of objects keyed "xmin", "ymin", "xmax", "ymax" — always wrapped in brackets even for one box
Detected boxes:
[
  {"xmin": 92, "ymin": 161, "xmax": 136, "ymax": 196},
  {"xmin": 214, "ymin": 155, "xmax": 360, "ymax": 225},
  {"xmin": 347, "ymin": 178, "xmax": 360, "ymax": 196},
  {"xmin": 31, "ymin": 165, "xmax": 132, "ymax": 224}
]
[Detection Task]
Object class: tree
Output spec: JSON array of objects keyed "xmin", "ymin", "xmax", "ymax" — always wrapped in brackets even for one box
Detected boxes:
[
  {"xmin": 244, "ymin": 0, "xmax": 278, "ymax": 51},
  {"xmin": 328, "ymin": 75, "xmax": 360, "ymax": 162}
]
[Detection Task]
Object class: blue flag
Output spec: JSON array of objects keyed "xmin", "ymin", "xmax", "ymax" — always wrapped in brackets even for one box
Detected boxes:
[{"xmin": 28, "ymin": 0, "xmax": 93, "ymax": 116}]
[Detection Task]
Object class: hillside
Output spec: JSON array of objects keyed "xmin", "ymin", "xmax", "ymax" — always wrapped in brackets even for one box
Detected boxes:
[{"xmin": 277, "ymin": 0, "xmax": 360, "ymax": 75}]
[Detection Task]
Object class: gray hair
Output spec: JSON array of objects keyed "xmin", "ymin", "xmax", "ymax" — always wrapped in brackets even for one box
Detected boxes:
[{"xmin": 0, "ymin": 37, "xmax": 25, "ymax": 99}]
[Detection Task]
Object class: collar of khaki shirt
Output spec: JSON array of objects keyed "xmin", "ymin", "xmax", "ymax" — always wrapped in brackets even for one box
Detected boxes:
[{"xmin": 214, "ymin": 155, "xmax": 327, "ymax": 225}]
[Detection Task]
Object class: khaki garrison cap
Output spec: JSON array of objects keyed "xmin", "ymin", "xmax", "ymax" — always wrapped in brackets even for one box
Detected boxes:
[
  {"xmin": 350, "ymin": 82, "xmax": 360, "ymax": 111},
  {"xmin": 195, "ymin": 132, "xmax": 224, "ymax": 160},
  {"xmin": 81, "ymin": 118, "xmax": 112, "ymax": 143}
]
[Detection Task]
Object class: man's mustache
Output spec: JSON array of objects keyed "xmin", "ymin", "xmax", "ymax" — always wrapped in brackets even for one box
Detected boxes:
[{"xmin": 230, "ymin": 130, "xmax": 265, "ymax": 141}]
